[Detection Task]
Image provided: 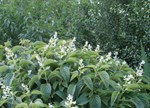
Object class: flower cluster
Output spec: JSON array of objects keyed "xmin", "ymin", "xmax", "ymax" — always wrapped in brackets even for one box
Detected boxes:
[
  {"xmin": 48, "ymin": 103, "xmax": 54, "ymax": 108},
  {"xmin": 48, "ymin": 32, "xmax": 58, "ymax": 48},
  {"xmin": 21, "ymin": 83, "xmax": 30, "ymax": 93},
  {"xmin": 99, "ymin": 52, "xmax": 112, "ymax": 63},
  {"xmin": 0, "ymin": 81, "xmax": 13, "ymax": 99},
  {"xmin": 78, "ymin": 59, "xmax": 84, "ymax": 70},
  {"xmin": 20, "ymin": 39, "xmax": 31, "ymax": 46},
  {"xmin": 136, "ymin": 60, "xmax": 145, "ymax": 77},
  {"xmin": 83, "ymin": 41, "xmax": 92, "ymax": 51},
  {"xmin": 65, "ymin": 94, "xmax": 78, "ymax": 108},
  {"xmin": 56, "ymin": 37, "xmax": 76, "ymax": 58},
  {"xmin": 35, "ymin": 54, "xmax": 46, "ymax": 67},
  {"xmin": 68, "ymin": 37, "xmax": 76, "ymax": 52},
  {"xmin": 123, "ymin": 74, "xmax": 134, "ymax": 84},
  {"xmin": 95, "ymin": 45, "xmax": 100, "ymax": 52},
  {"xmin": 5, "ymin": 47, "xmax": 14, "ymax": 60},
  {"xmin": 113, "ymin": 52, "xmax": 120, "ymax": 66},
  {"xmin": 123, "ymin": 60, "xmax": 145, "ymax": 90},
  {"xmin": 43, "ymin": 31, "xmax": 58, "ymax": 52}
]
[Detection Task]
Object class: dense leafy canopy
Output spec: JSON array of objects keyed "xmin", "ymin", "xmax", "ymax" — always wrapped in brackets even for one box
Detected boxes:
[{"xmin": 0, "ymin": 38, "xmax": 150, "ymax": 107}]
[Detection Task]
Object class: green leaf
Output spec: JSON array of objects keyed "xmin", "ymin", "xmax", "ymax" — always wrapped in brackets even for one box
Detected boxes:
[
  {"xmin": 0, "ymin": 46, "xmax": 4, "ymax": 61},
  {"xmin": 99, "ymin": 71, "xmax": 110, "ymax": 88},
  {"xmin": 90, "ymin": 95, "xmax": 101, "ymax": 108},
  {"xmin": 70, "ymin": 72, "xmax": 78, "ymax": 81},
  {"xmin": 43, "ymin": 59, "xmax": 58, "ymax": 67},
  {"xmin": 52, "ymin": 81, "xmax": 59, "ymax": 90},
  {"xmin": 29, "ymin": 75, "xmax": 40, "ymax": 88},
  {"xmin": 31, "ymin": 90, "xmax": 43, "ymax": 95},
  {"xmin": 99, "ymin": 64, "xmax": 111, "ymax": 70},
  {"xmin": 67, "ymin": 83, "xmax": 76, "ymax": 95},
  {"xmin": 15, "ymin": 103, "xmax": 28, "ymax": 108},
  {"xmin": 126, "ymin": 84, "xmax": 140, "ymax": 90},
  {"xmin": 4, "ymin": 73, "xmax": 14, "ymax": 86},
  {"xmin": 76, "ymin": 93, "xmax": 89, "ymax": 106},
  {"xmin": 83, "ymin": 76, "xmax": 93, "ymax": 91},
  {"xmin": 12, "ymin": 45, "xmax": 24, "ymax": 53},
  {"xmin": 34, "ymin": 99, "xmax": 47, "ymax": 107},
  {"xmin": 40, "ymin": 83, "xmax": 52, "ymax": 101},
  {"xmin": 140, "ymin": 84, "xmax": 150, "ymax": 90},
  {"xmin": 141, "ymin": 43, "xmax": 150, "ymax": 77},
  {"xmin": 49, "ymin": 70, "xmax": 62, "ymax": 80},
  {"xmin": 130, "ymin": 96, "xmax": 144, "ymax": 108},
  {"xmin": 85, "ymin": 65, "xmax": 96, "ymax": 70},
  {"xmin": 60, "ymin": 66, "xmax": 70, "ymax": 83},
  {"xmin": 62, "ymin": 57, "xmax": 78, "ymax": 64},
  {"xmin": 33, "ymin": 41, "xmax": 46, "ymax": 49},
  {"xmin": 0, "ymin": 65, "xmax": 9, "ymax": 73},
  {"xmin": 19, "ymin": 59, "xmax": 35, "ymax": 68},
  {"xmin": 56, "ymin": 90, "xmax": 66, "ymax": 100},
  {"xmin": 137, "ymin": 93, "xmax": 150, "ymax": 108},
  {"xmin": 0, "ymin": 100, "xmax": 7, "ymax": 106},
  {"xmin": 111, "ymin": 91, "xmax": 120, "ymax": 107},
  {"xmin": 109, "ymin": 80, "xmax": 122, "ymax": 91},
  {"xmin": 75, "ymin": 80, "xmax": 84, "ymax": 98}
]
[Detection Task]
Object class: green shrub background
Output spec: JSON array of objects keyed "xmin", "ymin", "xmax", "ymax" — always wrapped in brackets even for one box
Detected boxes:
[{"xmin": 0, "ymin": 0, "xmax": 149, "ymax": 67}]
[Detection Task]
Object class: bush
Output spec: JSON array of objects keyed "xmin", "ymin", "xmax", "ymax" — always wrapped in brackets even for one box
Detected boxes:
[
  {"xmin": 0, "ymin": 36, "xmax": 150, "ymax": 108},
  {"xmin": 0, "ymin": 0, "xmax": 149, "ymax": 68}
]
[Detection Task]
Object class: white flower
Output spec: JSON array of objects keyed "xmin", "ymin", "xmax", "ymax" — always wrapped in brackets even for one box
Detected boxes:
[
  {"xmin": 79, "ymin": 59, "xmax": 84, "ymax": 67},
  {"xmin": 77, "ymin": 0, "xmax": 80, "ymax": 4},
  {"xmin": 127, "ymin": 81, "xmax": 131, "ymax": 84},
  {"xmin": 136, "ymin": 69, "xmax": 143, "ymax": 77},
  {"xmin": 48, "ymin": 103, "xmax": 54, "ymax": 108},
  {"xmin": 88, "ymin": 44, "xmax": 92, "ymax": 50},
  {"xmin": 123, "ymin": 74, "xmax": 134, "ymax": 81},
  {"xmin": 115, "ymin": 60, "xmax": 120, "ymax": 66},
  {"xmin": 114, "ymin": 52, "xmax": 118, "ymax": 56},
  {"xmin": 68, "ymin": 38, "xmax": 76, "ymax": 52},
  {"xmin": 122, "ymin": 61, "xmax": 127, "ymax": 65},
  {"xmin": 44, "ymin": 44, "xmax": 49, "ymax": 52},
  {"xmin": 1, "ymin": 84, "xmax": 13, "ymax": 99},
  {"xmin": 117, "ymin": 83, "xmax": 121, "ymax": 86},
  {"xmin": 48, "ymin": 33, "xmax": 58, "ymax": 48},
  {"xmin": 108, "ymin": 52, "xmax": 112, "ymax": 57},
  {"xmin": 84, "ymin": 41, "xmax": 88, "ymax": 47},
  {"xmin": 2, "ymin": 96, "xmax": 7, "ymax": 99},
  {"xmin": 5, "ymin": 47, "xmax": 14, "ymax": 60},
  {"xmin": 53, "ymin": 31, "xmax": 57, "ymax": 39},
  {"xmin": 106, "ymin": 52, "xmax": 112, "ymax": 61},
  {"xmin": 28, "ymin": 70, "xmax": 32, "ymax": 75},
  {"xmin": 35, "ymin": 55, "xmax": 40, "ymax": 61},
  {"xmin": 21, "ymin": 83, "xmax": 30, "ymax": 93},
  {"xmin": 72, "ymin": 37, "xmax": 76, "ymax": 42},
  {"xmin": 35, "ymin": 55, "xmax": 44, "ymax": 67},
  {"xmin": 95, "ymin": 45, "xmax": 100, "ymax": 52},
  {"xmin": 140, "ymin": 60, "xmax": 145, "ymax": 65},
  {"xmin": 99, "ymin": 56, "xmax": 105, "ymax": 63},
  {"xmin": 65, "ymin": 94, "xmax": 78, "ymax": 108},
  {"xmin": 67, "ymin": 94, "xmax": 73, "ymax": 102},
  {"xmin": 51, "ymin": 20, "xmax": 54, "ymax": 26}
]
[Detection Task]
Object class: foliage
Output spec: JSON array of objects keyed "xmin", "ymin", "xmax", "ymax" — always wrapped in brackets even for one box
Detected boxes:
[
  {"xmin": 0, "ymin": 37, "xmax": 150, "ymax": 108},
  {"xmin": 0, "ymin": 0, "xmax": 149, "ymax": 67},
  {"xmin": 141, "ymin": 43, "xmax": 150, "ymax": 77}
]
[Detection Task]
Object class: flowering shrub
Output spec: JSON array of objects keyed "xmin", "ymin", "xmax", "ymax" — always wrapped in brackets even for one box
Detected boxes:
[
  {"xmin": 0, "ymin": 35, "xmax": 150, "ymax": 108},
  {"xmin": 0, "ymin": 0, "xmax": 149, "ymax": 68}
]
